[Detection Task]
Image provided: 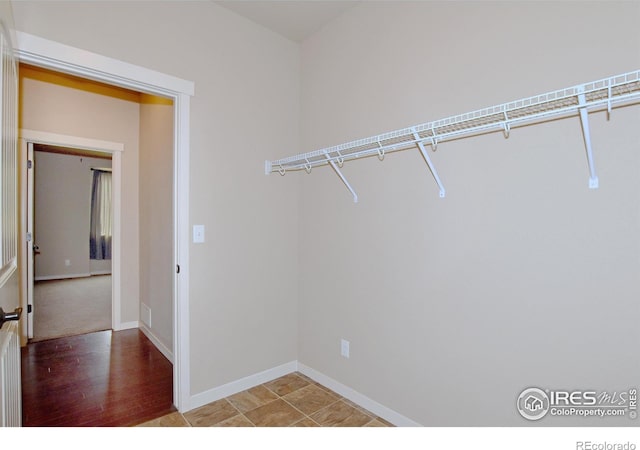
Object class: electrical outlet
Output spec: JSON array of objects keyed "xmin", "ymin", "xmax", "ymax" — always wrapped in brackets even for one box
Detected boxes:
[
  {"xmin": 341, "ymin": 339, "xmax": 350, "ymax": 358},
  {"xmin": 65, "ymin": 259, "xmax": 71, "ymax": 267}
]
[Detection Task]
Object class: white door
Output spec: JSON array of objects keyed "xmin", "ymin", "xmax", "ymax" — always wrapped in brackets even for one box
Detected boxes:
[{"xmin": 26, "ymin": 142, "xmax": 34, "ymax": 339}]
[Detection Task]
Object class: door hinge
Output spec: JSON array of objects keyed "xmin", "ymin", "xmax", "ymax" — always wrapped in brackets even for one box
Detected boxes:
[
  {"xmin": 27, "ymin": 160, "xmax": 33, "ymax": 169},
  {"xmin": 176, "ymin": 264, "xmax": 180, "ymax": 274},
  {"xmin": 27, "ymin": 304, "xmax": 32, "ymax": 314},
  {"xmin": 26, "ymin": 232, "xmax": 32, "ymax": 242}
]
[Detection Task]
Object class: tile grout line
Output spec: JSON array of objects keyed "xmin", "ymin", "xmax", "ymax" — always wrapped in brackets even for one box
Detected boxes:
[
  {"xmin": 240, "ymin": 382, "xmax": 286, "ymax": 426},
  {"xmin": 279, "ymin": 391, "xmax": 339, "ymax": 426},
  {"xmin": 281, "ymin": 374, "xmax": 376, "ymax": 427},
  {"xmin": 230, "ymin": 380, "xmax": 301, "ymax": 426},
  {"xmin": 262, "ymin": 375, "xmax": 319, "ymax": 426},
  {"xmin": 282, "ymin": 373, "xmax": 344, "ymax": 426},
  {"xmin": 223, "ymin": 397, "xmax": 255, "ymax": 427},
  {"xmin": 259, "ymin": 373, "xmax": 337, "ymax": 427}
]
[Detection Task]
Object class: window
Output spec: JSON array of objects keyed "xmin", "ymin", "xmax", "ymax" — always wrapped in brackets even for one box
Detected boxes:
[{"xmin": 89, "ymin": 169, "xmax": 112, "ymax": 260}]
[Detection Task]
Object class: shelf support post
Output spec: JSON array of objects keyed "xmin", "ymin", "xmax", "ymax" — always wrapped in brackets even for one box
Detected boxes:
[
  {"xmin": 325, "ymin": 153, "xmax": 358, "ymax": 203},
  {"xmin": 577, "ymin": 88, "xmax": 599, "ymax": 189},
  {"xmin": 412, "ymin": 129, "xmax": 446, "ymax": 198}
]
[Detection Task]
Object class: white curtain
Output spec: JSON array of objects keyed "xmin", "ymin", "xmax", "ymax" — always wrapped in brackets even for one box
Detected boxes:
[{"xmin": 89, "ymin": 170, "xmax": 112, "ymax": 260}]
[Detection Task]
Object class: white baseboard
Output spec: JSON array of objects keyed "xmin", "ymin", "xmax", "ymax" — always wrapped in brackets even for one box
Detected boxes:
[
  {"xmin": 185, "ymin": 359, "xmax": 420, "ymax": 426},
  {"xmin": 90, "ymin": 270, "xmax": 112, "ymax": 276},
  {"xmin": 35, "ymin": 273, "xmax": 90, "ymax": 281},
  {"xmin": 297, "ymin": 363, "xmax": 422, "ymax": 427},
  {"xmin": 115, "ymin": 320, "xmax": 138, "ymax": 331},
  {"xmin": 189, "ymin": 360, "xmax": 298, "ymax": 411},
  {"xmin": 139, "ymin": 323, "xmax": 173, "ymax": 364}
]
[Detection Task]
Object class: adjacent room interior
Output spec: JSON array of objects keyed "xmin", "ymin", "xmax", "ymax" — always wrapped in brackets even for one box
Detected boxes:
[
  {"xmin": 18, "ymin": 63, "xmax": 175, "ymax": 352},
  {"xmin": 31, "ymin": 145, "xmax": 113, "ymax": 342}
]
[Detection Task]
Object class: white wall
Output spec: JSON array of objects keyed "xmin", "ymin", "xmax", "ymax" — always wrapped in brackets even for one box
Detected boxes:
[
  {"xmin": 139, "ymin": 94, "xmax": 173, "ymax": 352},
  {"xmin": 298, "ymin": 1, "xmax": 640, "ymax": 426},
  {"xmin": 33, "ymin": 150, "xmax": 111, "ymax": 280},
  {"xmin": 12, "ymin": 1, "xmax": 300, "ymax": 397}
]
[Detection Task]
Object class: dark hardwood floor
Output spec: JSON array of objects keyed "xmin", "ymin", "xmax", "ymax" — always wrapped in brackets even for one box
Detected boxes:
[{"xmin": 21, "ymin": 329, "xmax": 175, "ymax": 427}]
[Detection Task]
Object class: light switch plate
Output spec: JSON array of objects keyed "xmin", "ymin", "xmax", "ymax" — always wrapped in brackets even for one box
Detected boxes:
[
  {"xmin": 341, "ymin": 339, "xmax": 350, "ymax": 358},
  {"xmin": 193, "ymin": 225, "xmax": 205, "ymax": 243}
]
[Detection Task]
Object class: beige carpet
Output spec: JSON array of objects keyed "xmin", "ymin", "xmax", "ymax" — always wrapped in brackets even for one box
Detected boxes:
[{"xmin": 33, "ymin": 275, "xmax": 112, "ymax": 342}]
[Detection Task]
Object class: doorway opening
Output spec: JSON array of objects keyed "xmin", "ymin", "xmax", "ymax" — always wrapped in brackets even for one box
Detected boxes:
[
  {"xmin": 30, "ymin": 145, "xmax": 113, "ymax": 342},
  {"xmin": 16, "ymin": 31, "xmax": 194, "ymax": 411},
  {"xmin": 21, "ymin": 133, "xmax": 124, "ymax": 343},
  {"xmin": 19, "ymin": 64, "xmax": 174, "ymax": 342}
]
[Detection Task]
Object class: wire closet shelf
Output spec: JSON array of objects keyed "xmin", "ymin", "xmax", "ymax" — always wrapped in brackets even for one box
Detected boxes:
[{"xmin": 265, "ymin": 70, "xmax": 640, "ymax": 202}]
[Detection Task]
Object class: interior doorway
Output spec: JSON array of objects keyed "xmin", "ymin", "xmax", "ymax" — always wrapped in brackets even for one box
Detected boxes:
[
  {"xmin": 16, "ymin": 30, "xmax": 194, "ymax": 411},
  {"xmin": 21, "ymin": 133, "xmax": 124, "ymax": 341},
  {"xmin": 29, "ymin": 144, "xmax": 114, "ymax": 342}
]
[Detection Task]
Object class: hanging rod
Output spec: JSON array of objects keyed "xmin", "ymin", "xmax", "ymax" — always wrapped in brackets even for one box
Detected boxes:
[{"xmin": 266, "ymin": 70, "xmax": 640, "ymax": 201}]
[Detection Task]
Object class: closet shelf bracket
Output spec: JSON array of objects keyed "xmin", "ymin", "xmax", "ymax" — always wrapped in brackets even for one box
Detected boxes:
[
  {"xmin": 578, "ymin": 87, "xmax": 599, "ymax": 189},
  {"xmin": 325, "ymin": 152, "xmax": 358, "ymax": 203},
  {"xmin": 412, "ymin": 129, "xmax": 446, "ymax": 198}
]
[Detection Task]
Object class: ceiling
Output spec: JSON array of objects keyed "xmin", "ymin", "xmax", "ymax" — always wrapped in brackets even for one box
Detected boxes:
[{"xmin": 214, "ymin": 1, "xmax": 360, "ymax": 43}]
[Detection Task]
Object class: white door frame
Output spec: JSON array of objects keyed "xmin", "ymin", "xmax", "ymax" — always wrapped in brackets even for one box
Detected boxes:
[
  {"xmin": 20, "ymin": 131, "xmax": 123, "ymax": 339},
  {"xmin": 15, "ymin": 31, "xmax": 194, "ymax": 412}
]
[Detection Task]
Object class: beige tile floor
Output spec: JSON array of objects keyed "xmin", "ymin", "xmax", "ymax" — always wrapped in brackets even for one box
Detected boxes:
[{"xmin": 137, "ymin": 372, "xmax": 393, "ymax": 427}]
